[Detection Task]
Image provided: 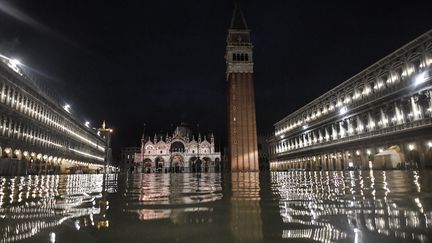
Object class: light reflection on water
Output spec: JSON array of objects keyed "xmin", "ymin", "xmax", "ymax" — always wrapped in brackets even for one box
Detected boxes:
[
  {"xmin": 0, "ymin": 171, "xmax": 431, "ymax": 242},
  {"xmin": 230, "ymin": 172, "xmax": 262, "ymax": 242},
  {"xmin": 0, "ymin": 174, "xmax": 117, "ymax": 242},
  {"xmin": 124, "ymin": 173, "xmax": 223, "ymax": 222},
  {"xmin": 272, "ymin": 170, "xmax": 432, "ymax": 243}
]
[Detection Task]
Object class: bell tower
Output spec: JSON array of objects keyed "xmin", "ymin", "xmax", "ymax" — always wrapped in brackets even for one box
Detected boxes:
[{"xmin": 226, "ymin": 3, "xmax": 259, "ymax": 171}]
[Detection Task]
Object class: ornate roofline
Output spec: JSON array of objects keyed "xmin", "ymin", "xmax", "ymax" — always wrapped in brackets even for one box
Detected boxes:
[{"xmin": 275, "ymin": 29, "xmax": 432, "ymax": 126}]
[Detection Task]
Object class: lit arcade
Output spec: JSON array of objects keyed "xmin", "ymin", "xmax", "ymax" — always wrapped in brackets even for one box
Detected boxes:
[
  {"xmin": 0, "ymin": 54, "xmax": 114, "ymax": 175},
  {"xmin": 270, "ymin": 30, "xmax": 432, "ymax": 171}
]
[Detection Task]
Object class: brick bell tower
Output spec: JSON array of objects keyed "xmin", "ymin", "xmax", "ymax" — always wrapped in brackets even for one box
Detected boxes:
[{"xmin": 226, "ymin": 3, "xmax": 259, "ymax": 171}]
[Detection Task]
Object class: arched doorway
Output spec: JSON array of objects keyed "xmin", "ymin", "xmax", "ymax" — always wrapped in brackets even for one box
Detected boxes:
[
  {"xmin": 193, "ymin": 157, "xmax": 202, "ymax": 173},
  {"xmin": 202, "ymin": 157, "xmax": 211, "ymax": 172},
  {"xmin": 189, "ymin": 157, "xmax": 198, "ymax": 172},
  {"xmin": 3, "ymin": 148, "xmax": 12, "ymax": 158},
  {"xmin": 155, "ymin": 157, "xmax": 165, "ymax": 172},
  {"xmin": 171, "ymin": 154, "xmax": 184, "ymax": 173},
  {"xmin": 143, "ymin": 158, "xmax": 152, "ymax": 173},
  {"xmin": 14, "ymin": 150, "xmax": 22, "ymax": 160},
  {"xmin": 407, "ymin": 150, "xmax": 421, "ymax": 169}
]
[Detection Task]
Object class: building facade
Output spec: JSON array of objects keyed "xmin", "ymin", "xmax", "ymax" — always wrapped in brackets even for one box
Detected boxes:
[
  {"xmin": 269, "ymin": 30, "xmax": 432, "ymax": 171},
  {"xmin": 0, "ymin": 54, "xmax": 112, "ymax": 175},
  {"xmin": 226, "ymin": 4, "xmax": 259, "ymax": 171},
  {"xmin": 134, "ymin": 126, "xmax": 221, "ymax": 173}
]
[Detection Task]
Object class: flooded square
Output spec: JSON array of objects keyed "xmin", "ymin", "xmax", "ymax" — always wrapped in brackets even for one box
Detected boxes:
[{"xmin": 0, "ymin": 170, "xmax": 431, "ymax": 242}]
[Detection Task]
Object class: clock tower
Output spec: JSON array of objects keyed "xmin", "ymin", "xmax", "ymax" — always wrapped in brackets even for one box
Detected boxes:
[{"xmin": 226, "ymin": 3, "xmax": 259, "ymax": 171}]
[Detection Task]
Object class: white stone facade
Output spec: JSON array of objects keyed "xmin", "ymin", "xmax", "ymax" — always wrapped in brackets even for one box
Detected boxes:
[
  {"xmin": 134, "ymin": 126, "xmax": 221, "ymax": 173},
  {"xmin": 269, "ymin": 29, "xmax": 432, "ymax": 171}
]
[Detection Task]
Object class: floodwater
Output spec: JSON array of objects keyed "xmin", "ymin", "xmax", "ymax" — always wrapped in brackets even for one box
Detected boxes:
[{"xmin": 0, "ymin": 171, "xmax": 431, "ymax": 243}]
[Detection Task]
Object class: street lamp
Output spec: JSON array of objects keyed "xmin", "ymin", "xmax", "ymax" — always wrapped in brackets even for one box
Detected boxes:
[
  {"xmin": 414, "ymin": 71, "xmax": 428, "ymax": 86},
  {"xmin": 339, "ymin": 106, "xmax": 348, "ymax": 116},
  {"xmin": 63, "ymin": 104, "xmax": 71, "ymax": 113}
]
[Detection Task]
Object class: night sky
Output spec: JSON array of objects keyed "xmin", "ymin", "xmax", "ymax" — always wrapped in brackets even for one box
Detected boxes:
[{"xmin": 0, "ymin": 0, "xmax": 431, "ymax": 160}]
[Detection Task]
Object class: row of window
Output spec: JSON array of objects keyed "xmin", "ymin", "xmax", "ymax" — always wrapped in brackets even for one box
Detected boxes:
[
  {"xmin": 272, "ymin": 91, "xmax": 432, "ymax": 155},
  {"xmin": 276, "ymin": 50, "xmax": 432, "ymax": 136},
  {"xmin": 0, "ymin": 110, "xmax": 104, "ymax": 162},
  {"xmin": 232, "ymin": 53, "xmax": 249, "ymax": 62},
  {"xmin": 0, "ymin": 76, "xmax": 104, "ymax": 152}
]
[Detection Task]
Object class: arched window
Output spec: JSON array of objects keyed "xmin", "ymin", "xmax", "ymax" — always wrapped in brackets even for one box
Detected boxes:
[{"xmin": 170, "ymin": 141, "xmax": 185, "ymax": 153}]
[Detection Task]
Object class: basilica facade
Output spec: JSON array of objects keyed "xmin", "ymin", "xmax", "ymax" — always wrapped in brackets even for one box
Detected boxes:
[{"xmin": 134, "ymin": 126, "xmax": 221, "ymax": 173}]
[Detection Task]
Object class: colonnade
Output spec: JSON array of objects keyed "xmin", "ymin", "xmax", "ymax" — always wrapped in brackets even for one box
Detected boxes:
[
  {"xmin": 0, "ymin": 145, "xmax": 104, "ymax": 175},
  {"xmin": 270, "ymin": 30, "xmax": 432, "ymax": 171},
  {"xmin": 272, "ymin": 91, "xmax": 432, "ymax": 155},
  {"xmin": 270, "ymin": 139, "xmax": 432, "ymax": 171},
  {"xmin": 0, "ymin": 55, "xmax": 108, "ymax": 175}
]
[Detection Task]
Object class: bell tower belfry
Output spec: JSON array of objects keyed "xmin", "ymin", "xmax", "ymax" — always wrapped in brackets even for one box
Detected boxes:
[{"xmin": 225, "ymin": 3, "xmax": 259, "ymax": 171}]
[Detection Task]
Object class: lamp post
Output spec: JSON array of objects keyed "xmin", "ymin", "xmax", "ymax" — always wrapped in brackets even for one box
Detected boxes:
[{"xmin": 98, "ymin": 121, "xmax": 113, "ymax": 173}]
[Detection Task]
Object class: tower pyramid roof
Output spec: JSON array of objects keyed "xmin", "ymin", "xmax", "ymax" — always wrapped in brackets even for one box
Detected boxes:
[{"xmin": 230, "ymin": 3, "xmax": 248, "ymax": 30}]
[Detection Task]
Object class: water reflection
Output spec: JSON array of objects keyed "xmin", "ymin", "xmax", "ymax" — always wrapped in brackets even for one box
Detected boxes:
[
  {"xmin": 0, "ymin": 174, "xmax": 117, "ymax": 242},
  {"xmin": 0, "ymin": 171, "xmax": 431, "ymax": 242},
  {"xmin": 123, "ymin": 173, "xmax": 223, "ymax": 224},
  {"xmin": 272, "ymin": 170, "xmax": 432, "ymax": 243},
  {"xmin": 230, "ymin": 172, "xmax": 263, "ymax": 242}
]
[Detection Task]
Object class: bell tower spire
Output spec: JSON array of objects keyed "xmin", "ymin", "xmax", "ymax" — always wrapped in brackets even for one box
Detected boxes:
[
  {"xmin": 230, "ymin": 2, "xmax": 248, "ymax": 30},
  {"xmin": 225, "ymin": 3, "xmax": 259, "ymax": 172},
  {"xmin": 226, "ymin": 2, "xmax": 253, "ymax": 78}
]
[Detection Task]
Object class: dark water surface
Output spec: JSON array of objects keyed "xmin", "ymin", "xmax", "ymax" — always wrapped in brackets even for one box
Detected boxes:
[{"xmin": 0, "ymin": 171, "xmax": 431, "ymax": 243}]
